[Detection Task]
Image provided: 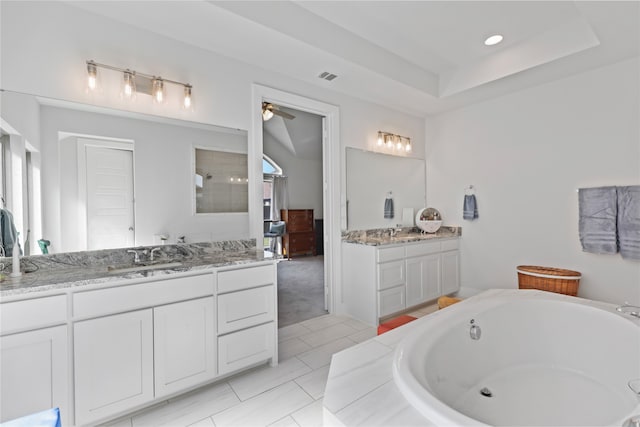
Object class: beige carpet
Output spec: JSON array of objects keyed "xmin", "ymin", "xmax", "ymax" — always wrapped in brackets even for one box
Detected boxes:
[{"xmin": 277, "ymin": 255, "xmax": 327, "ymax": 327}]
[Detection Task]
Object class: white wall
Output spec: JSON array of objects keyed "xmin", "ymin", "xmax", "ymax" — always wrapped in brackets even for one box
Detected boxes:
[
  {"xmin": 426, "ymin": 57, "xmax": 640, "ymax": 305},
  {"xmin": 263, "ymin": 132, "xmax": 323, "ymax": 219},
  {"xmin": 0, "ymin": 1, "xmax": 425, "ymax": 238},
  {"xmin": 40, "ymin": 105, "xmax": 247, "ymax": 252}
]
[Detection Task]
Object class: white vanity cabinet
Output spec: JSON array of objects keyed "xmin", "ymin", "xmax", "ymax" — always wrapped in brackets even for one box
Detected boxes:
[
  {"xmin": 0, "ymin": 295, "xmax": 69, "ymax": 424},
  {"xmin": 343, "ymin": 238, "xmax": 460, "ymax": 326},
  {"xmin": 0, "ymin": 260, "xmax": 277, "ymax": 426},
  {"xmin": 216, "ymin": 264, "xmax": 277, "ymax": 375}
]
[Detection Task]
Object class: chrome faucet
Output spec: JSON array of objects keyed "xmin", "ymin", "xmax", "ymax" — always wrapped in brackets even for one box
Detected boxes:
[
  {"xmin": 470, "ymin": 319, "xmax": 481, "ymax": 340},
  {"xmin": 150, "ymin": 247, "xmax": 162, "ymax": 261},
  {"xmin": 127, "ymin": 249, "xmax": 147, "ymax": 264},
  {"xmin": 617, "ymin": 304, "xmax": 640, "ymax": 319}
]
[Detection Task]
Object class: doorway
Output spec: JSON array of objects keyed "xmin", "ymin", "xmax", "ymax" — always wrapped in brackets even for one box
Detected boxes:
[{"xmin": 250, "ymin": 85, "xmax": 341, "ymax": 326}]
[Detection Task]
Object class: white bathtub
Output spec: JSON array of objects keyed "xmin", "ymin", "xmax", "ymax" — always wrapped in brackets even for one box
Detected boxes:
[{"xmin": 393, "ymin": 291, "xmax": 640, "ymax": 426}]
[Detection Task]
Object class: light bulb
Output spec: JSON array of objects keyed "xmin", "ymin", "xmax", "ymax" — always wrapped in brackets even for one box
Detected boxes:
[
  {"xmin": 396, "ymin": 136, "xmax": 403, "ymax": 150},
  {"xmin": 377, "ymin": 132, "xmax": 383, "ymax": 146},
  {"xmin": 152, "ymin": 78, "xmax": 165, "ymax": 104},
  {"xmin": 86, "ymin": 61, "xmax": 98, "ymax": 91},
  {"xmin": 405, "ymin": 141, "xmax": 412, "ymax": 152},
  {"xmin": 183, "ymin": 85, "xmax": 193, "ymax": 110},
  {"xmin": 121, "ymin": 70, "xmax": 136, "ymax": 100},
  {"xmin": 262, "ymin": 104, "xmax": 274, "ymax": 121},
  {"xmin": 385, "ymin": 135, "xmax": 393, "ymax": 148}
]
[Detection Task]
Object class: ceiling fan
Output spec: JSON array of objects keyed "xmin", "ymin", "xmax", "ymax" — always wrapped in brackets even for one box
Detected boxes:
[{"xmin": 262, "ymin": 102, "xmax": 295, "ymax": 121}]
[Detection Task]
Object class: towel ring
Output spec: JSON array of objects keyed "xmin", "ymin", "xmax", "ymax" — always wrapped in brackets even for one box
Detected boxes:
[{"xmin": 465, "ymin": 185, "xmax": 475, "ymax": 196}]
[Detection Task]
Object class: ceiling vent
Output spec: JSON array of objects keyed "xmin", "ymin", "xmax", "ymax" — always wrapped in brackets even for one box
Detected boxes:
[{"xmin": 318, "ymin": 71, "xmax": 338, "ymax": 81}]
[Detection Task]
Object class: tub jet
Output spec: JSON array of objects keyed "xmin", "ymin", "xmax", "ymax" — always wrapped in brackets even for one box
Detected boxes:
[{"xmin": 480, "ymin": 387, "xmax": 493, "ymax": 397}]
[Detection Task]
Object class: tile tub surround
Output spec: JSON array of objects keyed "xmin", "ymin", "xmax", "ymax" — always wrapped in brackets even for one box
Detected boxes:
[
  {"xmin": 322, "ymin": 289, "xmax": 640, "ymax": 426},
  {"xmin": 342, "ymin": 226, "xmax": 461, "ymax": 246},
  {"xmin": 0, "ymin": 240, "xmax": 266, "ymax": 297}
]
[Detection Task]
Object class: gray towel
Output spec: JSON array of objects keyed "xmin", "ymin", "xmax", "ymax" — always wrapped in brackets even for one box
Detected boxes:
[
  {"xmin": 617, "ymin": 185, "xmax": 640, "ymax": 260},
  {"xmin": 578, "ymin": 187, "xmax": 618, "ymax": 254},
  {"xmin": 384, "ymin": 197, "xmax": 394, "ymax": 219},
  {"xmin": 0, "ymin": 208, "xmax": 20, "ymax": 257},
  {"xmin": 463, "ymin": 195, "xmax": 478, "ymax": 220}
]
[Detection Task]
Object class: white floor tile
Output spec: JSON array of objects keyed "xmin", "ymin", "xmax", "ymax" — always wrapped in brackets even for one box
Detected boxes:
[
  {"xmin": 298, "ymin": 323, "xmax": 359, "ymax": 347},
  {"xmin": 296, "ymin": 337, "xmax": 356, "ymax": 370},
  {"xmin": 291, "ymin": 400, "xmax": 324, "ymax": 427},
  {"xmin": 131, "ymin": 382, "xmax": 239, "ymax": 426},
  {"xmin": 279, "ymin": 324, "xmax": 312, "ymax": 342},
  {"xmin": 294, "ymin": 365, "xmax": 330, "ymax": 400},
  {"xmin": 299, "ymin": 315, "xmax": 346, "ymax": 332},
  {"xmin": 187, "ymin": 417, "xmax": 216, "ymax": 427},
  {"xmin": 279, "ymin": 337, "xmax": 313, "ymax": 361},
  {"xmin": 268, "ymin": 416, "xmax": 300, "ymax": 427},
  {"xmin": 228, "ymin": 357, "xmax": 312, "ymax": 401},
  {"xmin": 348, "ymin": 327, "xmax": 377, "ymax": 343},
  {"xmin": 212, "ymin": 381, "xmax": 313, "ymax": 427},
  {"xmin": 338, "ymin": 318, "xmax": 371, "ymax": 331}
]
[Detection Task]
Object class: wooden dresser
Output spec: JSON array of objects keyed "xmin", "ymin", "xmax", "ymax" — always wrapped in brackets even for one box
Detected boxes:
[{"xmin": 281, "ymin": 209, "xmax": 316, "ymax": 259}]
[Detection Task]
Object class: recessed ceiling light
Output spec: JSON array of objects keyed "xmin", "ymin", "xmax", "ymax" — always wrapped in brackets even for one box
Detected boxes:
[{"xmin": 484, "ymin": 34, "xmax": 503, "ymax": 46}]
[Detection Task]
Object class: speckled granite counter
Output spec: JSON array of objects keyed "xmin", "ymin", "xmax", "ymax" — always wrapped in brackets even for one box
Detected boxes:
[
  {"xmin": 342, "ymin": 226, "xmax": 461, "ymax": 246},
  {"xmin": 0, "ymin": 240, "xmax": 271, "ymax": 297}
]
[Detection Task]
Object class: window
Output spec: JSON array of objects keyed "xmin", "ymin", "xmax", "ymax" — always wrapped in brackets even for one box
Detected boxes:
[{"xmin": 262, "ymin": 155, "xmax": 283, "ymax": 221}]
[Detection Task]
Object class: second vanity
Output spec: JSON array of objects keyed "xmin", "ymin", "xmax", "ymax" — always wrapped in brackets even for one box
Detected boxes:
[
  {"xmin": 0, "ymin": 242, "xmax": 277, "ymax": 426},
  {"xmin": 342, "ymin": 228, "xmax": 461, "ymax": 326}
]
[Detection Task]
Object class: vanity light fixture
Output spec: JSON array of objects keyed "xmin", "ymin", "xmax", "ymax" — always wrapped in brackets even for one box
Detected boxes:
[
  {"xmin": 85, "ymin": 60, "xmax": 193, "ymax": 109},
  {"xmin": 378, "ymin": 131, "xmax": 412, "ymax": 153}
]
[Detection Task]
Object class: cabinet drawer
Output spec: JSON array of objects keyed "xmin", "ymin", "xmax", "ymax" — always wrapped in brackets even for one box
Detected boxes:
[
  {"xmin": 218, "ymin": 285, "xmax": 275, "ymax": 334},
  {"xmin": 1, "ymin": 295, "xmax": 67, "ymax": 335},
  {"xmin": 406, "ymin": 241, "xmax": 441, "ymax": 257},
  {"xmin": 377, "ymin": 260, "xmax": 405, "ymax": 290},
  {"xmin": 73, "ymin": 273, "xmax": 213, "ymax": 319},
  {"xmin": 217, "ymin": 264, "xmax": 275, "ymax": 294},
  {"xmin": 441, "ymin": 239, "xmax": 459, "ymax": 251},
  {"xmin": 378, "ymin": 286, "xmax": 405, "ymax": 317},
  {"xmin": 287, "ymin": 217, "xmax": 313, "ymax": 232},
  {"xmin": 218, "ymin": 322, "xmax": 275, "ymax": 375},
  {"xmin": 377, "ymin": 246, "xmax": 405, "ymax": 263}
]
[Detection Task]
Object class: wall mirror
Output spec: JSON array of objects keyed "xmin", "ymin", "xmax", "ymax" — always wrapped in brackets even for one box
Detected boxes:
[
  {"xmin": 194, "ymin": 148, "xmax": 248, "ymax": 214},
  {"xmin": 0, "ymin": 89, "xmax": 249, "ymax": 255},
  {"xmin": 345, "ymin": 147, "xmax": 426, "ymax": 230}
]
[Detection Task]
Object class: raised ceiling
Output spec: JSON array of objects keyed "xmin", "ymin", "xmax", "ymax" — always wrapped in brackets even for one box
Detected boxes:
[{"xmin": 69, "ymin": 1, "xmax": 640, "ymax": 116}]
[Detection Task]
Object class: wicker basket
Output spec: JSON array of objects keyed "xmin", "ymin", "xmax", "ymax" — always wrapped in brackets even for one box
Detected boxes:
[{"xmin": 517, "ymin": 265, "xmax": 582, "ymax": 296}]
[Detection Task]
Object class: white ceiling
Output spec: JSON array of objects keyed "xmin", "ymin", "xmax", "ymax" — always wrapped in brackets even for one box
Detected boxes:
[
  {"xmin": 263, "ymin": 106, "xmax": 323, "ymax": 161},
  {"xmin": 69, "ymin": 1, "xmax": 639, "ymax": 116}
]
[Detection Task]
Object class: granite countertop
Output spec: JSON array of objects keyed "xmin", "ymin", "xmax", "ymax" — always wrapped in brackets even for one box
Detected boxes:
[
  {"xmin": 0, "ymin": 240, "xmax": 273, "ymax": 298},
  {"xmin": 342, "ymin": 226, "xmax": 461, "ymax": 246}
]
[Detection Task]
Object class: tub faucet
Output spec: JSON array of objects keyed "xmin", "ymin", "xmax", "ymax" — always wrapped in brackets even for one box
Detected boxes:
[
  {"xmin": 616, "ymin": 304, "xmax": 640, "ymax": 319},
  {"xmin": 470, "ymin": 319, "xmax": 481, "ymax": 340},
  {"xmin": 127, "ymin": 249, "xmax": 147, "ymax": 264}
]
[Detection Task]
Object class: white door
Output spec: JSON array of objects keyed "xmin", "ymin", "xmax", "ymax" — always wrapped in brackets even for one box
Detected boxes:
[{"xmin": 85, "ymin": 145, "xmax": 134, "ymax": 250}]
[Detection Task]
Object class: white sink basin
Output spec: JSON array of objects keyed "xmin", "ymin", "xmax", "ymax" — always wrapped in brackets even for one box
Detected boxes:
[{"xmin": 107, "ymin": 262, "xmax": 183, "ymax": 274}]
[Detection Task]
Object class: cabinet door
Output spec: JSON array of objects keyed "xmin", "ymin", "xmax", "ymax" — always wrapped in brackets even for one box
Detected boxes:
[
  {"xmin": 406, "ymin": 254, "xmax": 440, "ymax": 308},
  {"xmin": 154, "ymin": 297, "xmax": 216, "ymax": 398},
  {"xmin": 0, "ymin": 326, "xmax": 68, "ymax": 423},
  {"xmin": 218, "ymin": 322, "xmax": 275, "ymax": 375},
  {"xmin": 74, "ymin": 309, "xmax": 153, "ymax": 425},
  {"xmin": 377, "ymin": 260, "xmax": 405, "ymax": 290},
  {"xmin": 441, "ymin": 251, "xmax": 460, "ymax": 295},
  {"xmin": 378, "ymin": 286, "xmax": 406, "ymax": 317}
]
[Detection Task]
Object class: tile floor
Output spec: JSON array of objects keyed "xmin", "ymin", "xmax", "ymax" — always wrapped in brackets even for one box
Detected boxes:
[{"xmin": 102, "ymin": 304, "xmax": 438, "ymax": 427}]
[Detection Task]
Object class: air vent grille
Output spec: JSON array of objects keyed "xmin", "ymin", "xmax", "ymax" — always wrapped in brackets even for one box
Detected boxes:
[{"xmin": 318, "ymin": 72, "xmax": 338, "ymax": 81}]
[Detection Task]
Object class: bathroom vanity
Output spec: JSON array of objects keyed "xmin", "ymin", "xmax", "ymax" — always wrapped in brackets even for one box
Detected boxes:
[
  {"xmin": 0, "ymin": 243, "xmax": 277, "ymax": 426},
  {"xmin": 342, "ymin": 229, "xmax": 461, "ymax": 326}
]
